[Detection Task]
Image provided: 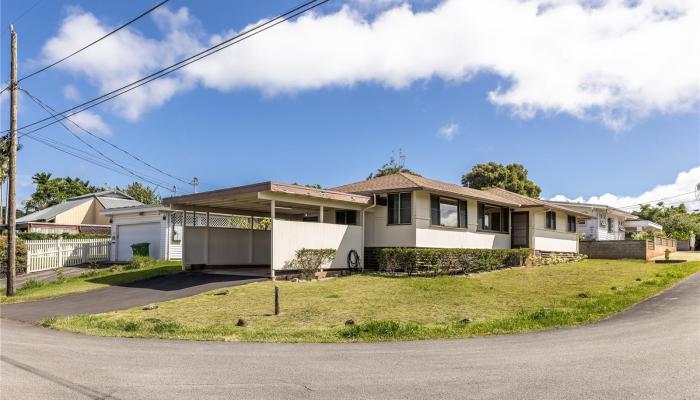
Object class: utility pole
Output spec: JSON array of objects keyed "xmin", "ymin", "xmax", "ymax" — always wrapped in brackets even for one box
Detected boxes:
[
  {"xmin": 191, "ymin": 177, "xmax": 198, "ymax": 193},
  {"xmin": 6, "ymin": 25, "xmax": 18, "ymax": 296}
]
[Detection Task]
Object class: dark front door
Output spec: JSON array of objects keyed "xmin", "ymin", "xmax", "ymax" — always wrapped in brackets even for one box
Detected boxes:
[{"xmin": 511, "ymin": 212, "xmax": 529, "ymax": 248}]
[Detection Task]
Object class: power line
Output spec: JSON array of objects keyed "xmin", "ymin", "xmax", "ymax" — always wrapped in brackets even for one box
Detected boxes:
[
  {"xmin": 10, "ymin": 0, "xmax": 330, "ymax": 136},
  {"xmin": 18, "ymin": 0, "xmax": 171, "ymax": 82},
  {"xmin": 8, "ymin": 0, "xmax": 47, "ymax": 25},
  {"xmin": 21, "ymin": 88, "xmax": 182, "ymax": 191},
  {"xmin": 618, "ymin": 191, "xmax": 696, "ymax": 209},
  {"xmin": 21, "ymin": 87, "xmax": 191, "ymax": 186},
  {"xmin": 25, "ymin": 134, "xmax": 178, "ymax": 196}
]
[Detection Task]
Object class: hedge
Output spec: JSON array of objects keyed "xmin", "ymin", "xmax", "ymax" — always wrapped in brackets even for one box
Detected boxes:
[
  {"xmin": 0, "ymin": 236, "xmax": 28, "ymax": 277},
  {"xmin": 17, "ymin": 232, "xmax": 111, "ymax": 241},
  {"xmin": 377, "ymin": 247, "xmax": 532, "ymax": 275}
]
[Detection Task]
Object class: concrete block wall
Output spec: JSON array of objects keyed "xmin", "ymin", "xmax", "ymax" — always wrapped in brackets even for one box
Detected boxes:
[{"xmin": 579, "ymin": 240, "xmax": 648, "ymax": 260}]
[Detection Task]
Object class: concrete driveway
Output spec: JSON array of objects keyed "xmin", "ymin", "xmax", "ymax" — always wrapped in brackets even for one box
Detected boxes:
[
  {"xmin": 1, "ymin": 273, "xmax": 698, "ymax": 399},
  {"xmin": 0, "ymin": 271, "xmax": 267, "ymax": 322}
]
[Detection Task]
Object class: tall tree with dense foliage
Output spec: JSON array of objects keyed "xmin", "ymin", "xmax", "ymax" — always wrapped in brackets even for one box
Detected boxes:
[
  {"xmin": 461, "ymin": 162, "xmax": 541, "ymax": 198},
  {"xmin": 367, "ymin": 149, "xmax": 419, "ymax": 179},
  {"xmin": 119, "ymin": 182, "xmax": 161, "ymax": 205},
  {"xmin": 23, "ymin": 173, "xmax": 100, "ymax": 213},
  {"xmin": 633, "ymin": 202, "xmax": 700, "ymax": 240}
]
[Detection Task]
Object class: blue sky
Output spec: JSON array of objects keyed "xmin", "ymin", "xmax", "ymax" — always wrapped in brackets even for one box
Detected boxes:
[{"xmin": 1, "ymin": 0, "xmax": 698, "ymax": 210}]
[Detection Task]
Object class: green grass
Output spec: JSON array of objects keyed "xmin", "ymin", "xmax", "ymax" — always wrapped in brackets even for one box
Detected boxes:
[
  {"xmin": 1, "ymin": 261, "xmax": 182, "ymax": 304},
  {"xmin": 44, "ymin": 259, "xmax": 700, "ymax": 342}
]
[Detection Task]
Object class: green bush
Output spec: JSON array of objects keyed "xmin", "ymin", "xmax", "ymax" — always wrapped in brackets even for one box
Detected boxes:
[
  {"xmin": 19, "ymin": 278, "xmax": 44, "ymax": 291},
  {"xmin": 18, "ymin": 232, "xmax": 110, "ymax": 240},
  {"xmin": 377, "ymin": 247, "xmax": 532, "ymax": 275},
  {"xmin": 0, "ymin": 236, "xmax": 28, "ymax": 276},
  {"xmin": 126, "ymin": 256, "xmax": 156, "ymax": 270},
  {"xmin": 288, "ymin": 248, "xmax": 336, "ymax": 280}
]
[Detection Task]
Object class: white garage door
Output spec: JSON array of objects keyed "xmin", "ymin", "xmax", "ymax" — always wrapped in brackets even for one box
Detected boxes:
[{"xmin": 117, "ymin": 223, "xmax": 161, "ymax": 262}]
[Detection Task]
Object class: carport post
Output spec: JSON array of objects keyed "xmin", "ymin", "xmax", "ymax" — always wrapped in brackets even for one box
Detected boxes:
[
  {"xmin": 270, "ymin": 200, "xmax": 275, "ymax": 280},
  {"xmin": 181, "ymin": 210, "xmax": 187, "ymax": 271},
  {"xmin": 203, "ymin": 212, "xmax": 210, "ymax": 265}
]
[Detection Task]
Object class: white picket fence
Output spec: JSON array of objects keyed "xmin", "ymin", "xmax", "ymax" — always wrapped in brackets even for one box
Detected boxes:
[{"xmin": 26, "ymin": 238, "xmax": 111, "ymax": 273}]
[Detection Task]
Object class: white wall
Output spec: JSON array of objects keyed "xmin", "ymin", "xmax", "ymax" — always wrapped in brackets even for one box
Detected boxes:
[
  {"xmin": 529, "ymin": 209, "xmax": 579, "ymax": 252},
  {"xmin": 184, "ymin": 226, "xmax": 270, "ymax": 266},
  {"xmin": 364, "ymin": 201, "xmax": 416, "ymax": 247},
  {"xmin": 272, "ymin": 219, "xmax": 363, "ymax": 270}
]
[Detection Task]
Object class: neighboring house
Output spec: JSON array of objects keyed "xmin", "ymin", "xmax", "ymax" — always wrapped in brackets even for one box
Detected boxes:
[
  {"xmin": 124, "ymin": 173, "xmax": 590, "ymax": 276},
  {"xmin": 547, "ymin": 201, "xmax": 662, "ymax": 240},
  {"xmin": 16, "ymin": 191, "xmax": 142, "ymax": 234}
]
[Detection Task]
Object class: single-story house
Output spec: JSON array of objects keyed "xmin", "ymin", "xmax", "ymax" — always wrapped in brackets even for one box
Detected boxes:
[
  {"xmin": 117, "ymin": 173, "xmax": 588, "ymax": 276},
  {"xmin": 16, "ymin": 190, "xmax": 142, "ymax": 234},
  {"xmin": 547, "ymin": 201, "xmax": 663, "ymax": 240}
]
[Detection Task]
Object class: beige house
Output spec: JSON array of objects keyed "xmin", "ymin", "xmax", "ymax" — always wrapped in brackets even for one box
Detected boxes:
[
  {"xmin": 151, "ymin": 173, "xmax": 587, "ymax": 276},
  {"xmin": 17, "ymin": 191, "xmax": 142, "ymax": 234}
]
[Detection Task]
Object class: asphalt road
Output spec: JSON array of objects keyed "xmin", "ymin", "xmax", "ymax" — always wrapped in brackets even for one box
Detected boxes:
[
  {"xmin": 1, "ymin": 273, "xmax": 699, "ymax": 400},
  {"xmin": 0, "ymin": 272, "xmax": 266, "ymax": 322}
]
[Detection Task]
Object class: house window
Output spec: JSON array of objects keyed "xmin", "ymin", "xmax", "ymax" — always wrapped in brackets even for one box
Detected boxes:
[
  {"xmin": 335, "ymin": 210, "xmax": 357, "ymax": 225},
  {"xmin": 388, "ymin": 192, "xmax": 412, "ymax": 225},
  {"xmin": 567, "ymin": 215, "xmax": 576, "ymax": 233},
  {"xmin": 477, "ymin": 203, "xmax": 509, "ymax": 233},
  {"xmin": 545, "ymin": 211, "xmax": 557, "ymax": 230},
  {"xmin": 607, "ymin": 218, "xmax": 614, "ymax": 233},
  {"xmin": 430, "ymin": 195, "xmax": 467, "ymax": 228}
]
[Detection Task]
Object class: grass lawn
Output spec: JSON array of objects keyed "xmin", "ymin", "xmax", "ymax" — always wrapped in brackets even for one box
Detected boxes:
[
  {"xmin": 1, "ymin": 261, "xmax": 182, "ymax": 304},
  {"xmin": 44, "ymin": 259, "xmax": 700, "ymax": 342}
]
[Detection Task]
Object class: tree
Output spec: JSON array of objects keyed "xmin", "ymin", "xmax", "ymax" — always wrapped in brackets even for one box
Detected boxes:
[
  {"xmin": 461, "ymin": 162, "xmax": 541, "ymax": 198},
  {"xmin": 292, "ymin": 183, "xmax": 323, "ymax": 189},
  {"xmin": 367, "ymin": 149, "xmax": 419, "ymax": 179},
  {"xmin": 633, "ymin": 202, "xmax": 700, "ymax": 241},
  {"xmin": 0, "ymin": 134, "xmax": 22, "ymax": 224},
  {"xmin": 119, "ymin": 182, "xmax": 160, "ymax": 205},
  {"xmin": 23, "ymin": 173, "xmax": 99, "ymax": 213}
]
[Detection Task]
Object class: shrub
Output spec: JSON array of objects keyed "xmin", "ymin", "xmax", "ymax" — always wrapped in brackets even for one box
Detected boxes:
[
  {"xmin": 20, "ymin": 278, "xmax": 44, "ymax": 291},
  {"xmin": 55, "ymin": 267, "xmax": 66, "ymax": 283},
  {"xmin": 289, "ymin": 248, "xmax": 336, "ymax": 280},
  {"xmin": 378, "ymin": 248, "xmax": 417, "ymax": 275},
  {"xmin": 18, "ymin": 232, "xmax": 110, "ymax": 240},
  {"xmin": 0, "ymin": 236, "xmax": 28, "ymax": 276},
  {"xmin": 377, "ymin": 247, "xmax": 533, "ymax": 276},
  {"xmin": 126, "ymin": 256, "xmax": 156, "ymax": 270}
]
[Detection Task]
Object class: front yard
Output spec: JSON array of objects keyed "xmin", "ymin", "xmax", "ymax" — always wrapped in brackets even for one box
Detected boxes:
[
  {"xmin": 43, "ymin": 259, "xmax": 700, "ymax": 342},
  {"xmin": 1, "ymin": 260, "xmax": 182, "ymax": 304}
]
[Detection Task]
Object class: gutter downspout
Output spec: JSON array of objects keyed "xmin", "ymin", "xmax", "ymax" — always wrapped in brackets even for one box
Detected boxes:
[{"xmin": 360, "ymin": 194, "xmax": 378, "ymax": 272}]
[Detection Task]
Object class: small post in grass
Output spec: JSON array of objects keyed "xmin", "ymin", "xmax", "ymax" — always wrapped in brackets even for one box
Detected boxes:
[{"xmin": 274, "ymin": 285, "xmax": 280, "ymax": 316}]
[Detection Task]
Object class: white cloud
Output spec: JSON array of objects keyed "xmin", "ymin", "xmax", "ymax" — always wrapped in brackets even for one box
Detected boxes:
[
  {"xmin": 41, "ymin": 7, "xmax": 200, "ymax": 120},
  {"xmin": 550, "ymin": 166, "xmax": 700, "ymax": 211},
  {"xmin": 437, "ymin": 122, "xmax": 459, "ymax": 140},
  {"xmin": 63, "ymin": 84, "xmax": 80, "ymax": 101},
  {"xmin": 68, "ymin": 110, "xmax": 112, "ymax": 136},
  {"xmin": 42, "ymin": 1, "xmax": 699, "ymax": 129}
]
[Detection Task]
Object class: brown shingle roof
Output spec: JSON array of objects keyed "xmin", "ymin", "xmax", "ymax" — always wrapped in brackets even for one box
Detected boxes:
[
  {"xmin": 332, "ymin": 173, "xmax": 520, "ymax": 207},
  {"xmin": 485, "ymin": 188, "xmax": 590, "ymax": 217}
]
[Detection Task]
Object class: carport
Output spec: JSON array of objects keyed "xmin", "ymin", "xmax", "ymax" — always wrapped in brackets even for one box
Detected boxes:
[{"xmin": 162, "ymin": 182, "xmax": 371, "ymax": 278}]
